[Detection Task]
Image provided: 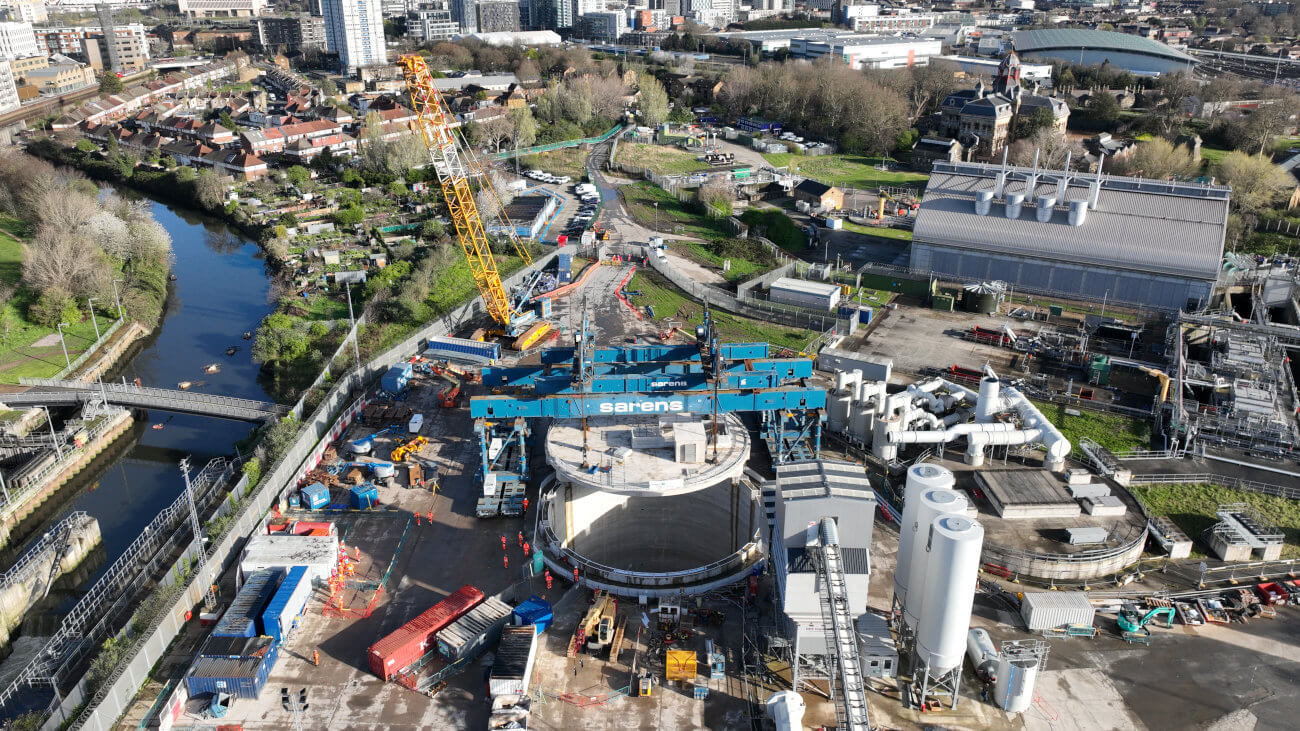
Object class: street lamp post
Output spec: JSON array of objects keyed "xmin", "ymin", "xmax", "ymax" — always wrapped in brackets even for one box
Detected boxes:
[
  {"xmin": 41, "ymin": 405, "xmax": 63, "ymax": 461},
  {"xmin": 111, "ymin": 279, "xmax": 125, "ymax": 320},
  {"xmin": 56, "ymin": 323, "xmax": 70, "ymax": 368},
  {"xmin": 87, "ymin": 298, "xmax": 101, "ymax": 343}
]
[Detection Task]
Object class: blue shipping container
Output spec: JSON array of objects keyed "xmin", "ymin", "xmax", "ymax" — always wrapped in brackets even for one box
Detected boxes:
[
  {"xmin": 186, "ymin": 638, "xmax": 281, "ymax": 700},
  {"xmin": 350, "ymin": 484, "xmax": 378, "ymax": 509},
  {"xmin": 425, "ymin": 335, "xmax": 501, "ymax": 363},
  {"xmin": 537, "ymin": 298, "xmax": 552, "ymax": 318},
  {"xmin": 381, "ymin": 363, "xmax": 413, "ymax": 393},
  {"xmin": 214, "ymin": 569, "xmax": 283, "ymax": 638},
  {"xmin": 300, "ymin": 482, "xmax": 329, "ymax": 510},
  {"xmin": 260, "ymin": 566, "xmax": 310, "ymax": 642},
  {"xmin": 859, "ymin": 306, "xmax": 873, "ymax": 325}
]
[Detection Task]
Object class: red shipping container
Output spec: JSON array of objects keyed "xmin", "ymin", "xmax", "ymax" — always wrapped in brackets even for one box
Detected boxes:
[
  {"xmin": 290, "ymin": 521, "xmax": 336, "ymax": 536},
  {"xmin": 368, "ymin": 585, "xmax": 484, "ymax": 679}
]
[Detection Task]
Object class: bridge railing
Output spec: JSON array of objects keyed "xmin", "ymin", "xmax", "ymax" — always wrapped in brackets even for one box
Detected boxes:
[
  {"xmin": 17, "ymin": 378, "xmax": 285, "ymax": 416},
  {"xmin": 0, "ymin": 409, "xmax": 130, "ymax": 522}
]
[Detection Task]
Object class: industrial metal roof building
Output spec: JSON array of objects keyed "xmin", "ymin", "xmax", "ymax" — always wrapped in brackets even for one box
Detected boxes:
[
  {"xmin": 910, "ymin": 161, "xmax": 1230, "ymax": 310},
  {"xmin": 1010, "ymin": 29, "xmax": 1196, "ymax": 75}
]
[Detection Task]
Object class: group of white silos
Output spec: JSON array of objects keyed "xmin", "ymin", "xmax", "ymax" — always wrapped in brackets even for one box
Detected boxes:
[{"xmin": 893, "ymin": 463, "xmax": 986, "ymax": 707}]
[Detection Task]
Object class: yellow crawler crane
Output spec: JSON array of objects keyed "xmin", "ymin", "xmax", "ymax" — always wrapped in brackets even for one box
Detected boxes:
[{"xmin": 399, "ymin": 54, "xmax": 537, "ymax": 333}]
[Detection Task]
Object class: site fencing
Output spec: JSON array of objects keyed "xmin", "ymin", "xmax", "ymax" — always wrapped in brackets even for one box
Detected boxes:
[
  {"xmin": 52, "ymin": 318, "xmax": 125, "ymax": 381},
  {"xmin": 42, "ymin": 253, "xmax": 557, "ymax": 731},
  {"xmin": 1127, "ymin": 472, "xmax": 1300, "ymax": 501}
]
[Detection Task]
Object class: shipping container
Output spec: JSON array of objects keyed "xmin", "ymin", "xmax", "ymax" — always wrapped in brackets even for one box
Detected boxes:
[
  {"xmin": 288, "ymin": 521, "xmax": 336, "ymax": 537},
  {"xmin": 438, "ymin": 596, "xmax": 513, "ymax": 661},
  {"xmin": 260, "ymin": 566, "xmax": 311, "ymax": 642},
  {"xmin": 300, "ymin": 482, "xmax": 329, "ymax": 510},
  {"xmin": 1019, "ymin": 592, "xmax": 1095, "ymax": 631},
  {"xmin": 185, "ymin": 637, "xmax": 281, "ymax": 700},
  {"xmin": 213, "ymin": 569, "xmax": 283, "ymax": 638},
  {"xmin": 350, "ymin": 484, "xmax": 378, "ymax": 509},
  {"xmin": 368, "ymin": 585, "xmax": 485, "ymax": 680},
  {"xmin": 768, "ymin": 277, "xmax": 841, "ymax": 311},
  {"xmin": 424, "ymin": 335, "xmax": 501, "ymax": 364},
  {"xmin": 489, "ymin": 625, "xmax": 540, "ymax": 698},
  {"xmin": 240, "ymin": 534, "xmax": 339, "ymax": 587},
  {"xmin": 381, "ymin": 362, "xmax": 413, "ymax": 394},
  {"xmin": 512, "ymin": 596, "xmax": 553, "ymax": 633},
  {"xmin": 199, "ymin": 636, "xmax": 272, "ymax": 660}
]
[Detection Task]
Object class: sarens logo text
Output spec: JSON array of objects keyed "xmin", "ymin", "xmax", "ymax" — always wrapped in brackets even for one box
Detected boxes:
[{"xmin": 598, "ymin": 400, "xmax": 686, "ymax": 414}]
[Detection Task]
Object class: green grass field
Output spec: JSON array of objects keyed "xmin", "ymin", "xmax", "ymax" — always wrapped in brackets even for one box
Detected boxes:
[
  {"xmin": 521, "ymin": 146, "xmax": 589, "ymax": 180},
  {"xmin": 616, "ymin": 142, "xmax": 713, "ymax": 176},
  {"xmin": 669, "ymin": 240, "xmax": 775, "ymax": 284},
  {"xmin": 1031, "ymin": 400, "xmax": 1153, "ymax": 455},
  {"xmin": 1199, "ymin": 146, "xmax": 1230, "ymax": 168},
  {"xmin": 620, "ymin": 182, "xmax": 731, "ymax": 240},
  {"xmin": 1130, "ymin": 483, "xmax": 1300, "ymax": 559},
  {"xmin": 760, "ymin": 153, "xmax": 929, "ymax": 189},
  {"xmin": 627, "ymin": 269, "xmax": 820, "ymax": 350},
  {"xmin": 840, "ymin": 220, "xmax": 914, "ymax": 241}
]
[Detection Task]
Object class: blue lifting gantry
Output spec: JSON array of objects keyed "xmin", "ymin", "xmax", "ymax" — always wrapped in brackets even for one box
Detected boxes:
[{"xmin": 466, "ymin": 308, "xmax": 826, "ymax": 517}]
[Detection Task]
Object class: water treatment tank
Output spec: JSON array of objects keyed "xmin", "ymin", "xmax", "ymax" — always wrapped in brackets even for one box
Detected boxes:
[
  {"xmin": 976, "ymin": 374, "xmax": 1001, "ymax": 424},
  {"xmin": 917, "ymin": 515, "xmax": 985, "ymax": 673},
  {"xmin": 994, "ymin": 652, "xmax": 1039, "ymax": 713},
  {"xmin": 893, "ymin": 464, "xmax": 956, "ymax": 608},
  {"xmin": 766, "ymin": 690, "xmax": 806, "ymax": 731},
  {"xmin": 963, "ymin": 282, "xmax": 1002, "ymax": 314},
  {"xmin": 902, "ymin": 489, "xmax": 968, "ymax": 630}
]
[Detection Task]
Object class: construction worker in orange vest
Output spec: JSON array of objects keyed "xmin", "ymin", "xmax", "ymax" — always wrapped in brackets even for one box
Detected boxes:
[
  {"xmin": 426, "ymin": 511, "xmax": 433, "ymax": 525},
  {"xmin": 523, "ymin": 541, "xmax": 530, "ymax": 557},
  {"xmin": 518, "ymin": 530, "xmax": 524, "ymax": 547},
  {"xmin": 504, "ymin": 555, "xmax": 510, "ymax": 569},
  {"xmin": 545, "ymin": 572, "xmax": 553, "ymax": 590},
  {"xmin": 415, "ymin": 512, "xmax": 422, "ymax": 526},
  {"xmin": 573, "ymin": 567, "xmax": 580, "ymax": 583},
  {"xmin": 522, "ymin": 497, "xmax": 530, "ymax": 512},
  {"xmin": 313, "ymin": 650, "xmax": 320, "ymax": 666},
  {"xmin": 501, "ymin": 534, "xmax": 507, "ymax": 550}
]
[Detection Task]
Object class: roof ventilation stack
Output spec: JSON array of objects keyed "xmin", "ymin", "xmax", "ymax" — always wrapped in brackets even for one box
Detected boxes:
[
  {"xmin": 1036, "ymin": 196, "xmax": 1055, "ymax": 223},
  {"xmin": 975, "ymin": 190, "xmax": 993, "ymax": 215},
  {"xmin": 1068, "ymin": 199, "xmax": 1088, "ymax": 226},
  {"xmin": 1004, "ymin": 192, "xmax": 1024, "ymax": 219}
]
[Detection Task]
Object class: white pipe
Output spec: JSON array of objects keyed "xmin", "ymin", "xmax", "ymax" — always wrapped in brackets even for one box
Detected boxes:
[
  {"xmin": 976, "ymin": 376, "xmax": 1001, "ymax": 424},
  {"xmin": 907, "ymin": 382, "xmax": 944, "ymax": 413},
  {"xmin": 836, "ymin": 369, "xmax": 862, "ymax": 393},
  {"xmin": 906, "ymin": 411, "xmax": 942, "ymax": 430},
  {"xmin": 890, "ymin": 421, "xmax": 1018, "ymax": 445}
]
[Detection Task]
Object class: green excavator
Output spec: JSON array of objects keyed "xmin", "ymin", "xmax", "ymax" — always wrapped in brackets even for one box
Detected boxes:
[{"xmin": 1117, "ymin": 606, "xmax": 1175, "ymax": 645}]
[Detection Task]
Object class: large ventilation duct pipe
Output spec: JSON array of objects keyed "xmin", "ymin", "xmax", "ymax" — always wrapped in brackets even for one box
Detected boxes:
[
  {"xmin": 1002, "ymin": 385, "xmax": 1070, "ymax": 470},
  {"xmin": 835, "ymin": 369, "xmax": 862, "ymax": 393},
  {"xmin": 1068, "ymin": 199, "xmax": 1088, "ymax": 226},
  {"xmin": 890, "ymin": 421, "xmax": 1018, "ymax": 445},
  {"xmin": 976, "ymin": 375, "xmax": 1001, "ymax": 423}
]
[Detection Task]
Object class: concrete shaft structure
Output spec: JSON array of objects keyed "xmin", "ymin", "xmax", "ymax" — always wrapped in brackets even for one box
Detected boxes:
[{"xmin": 540, "ymin": 413, "xmax": 762, "ymax": 597}]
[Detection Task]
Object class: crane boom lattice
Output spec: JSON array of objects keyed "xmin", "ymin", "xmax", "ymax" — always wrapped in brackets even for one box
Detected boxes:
[{"xmin": 400, "ymin": 54, "xmax": 515, "ymax": 325}]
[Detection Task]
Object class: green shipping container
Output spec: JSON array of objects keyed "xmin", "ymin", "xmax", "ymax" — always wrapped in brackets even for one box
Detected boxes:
[
  {"xmin": 932, "ymin": 295, "xmax": 954, "ymax": 311},
  {"xmin": 1049, "ymin": 305, "xmax": 1064, "ymax": 318}
]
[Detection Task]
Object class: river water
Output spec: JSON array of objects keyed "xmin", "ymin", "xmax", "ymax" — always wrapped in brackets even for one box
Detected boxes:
[{"xmin": 41, "ymin": 195, "xmax": 275, "ymax": 583}]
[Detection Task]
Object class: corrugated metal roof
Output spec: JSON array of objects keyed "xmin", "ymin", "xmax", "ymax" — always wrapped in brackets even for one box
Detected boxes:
[
  {"xmin": 1021, "ymin": 591, "xmax": 1093, "ymax": 611},
  {"xmin": 1012, "ymin": 29, "xmax": 1195, "ymax": 63},
  {"xmin": 190, "ymin": 655, "xmax": 263, "ymax": 679},
  {"xmin": 913, "ymin": 162, "xmax": 1228, "ymax": 280},
  {"xmin": 776, "ymin": 459, "xmax": 876, "ymax": 501}
]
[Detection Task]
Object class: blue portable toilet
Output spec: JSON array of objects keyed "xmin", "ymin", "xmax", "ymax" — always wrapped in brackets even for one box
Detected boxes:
[
  {"xmin": 300, "ymin": 482, "xmax": 329, "ymax": 510},
  {"xmin": 350, "ymin": 484, "xmax": 378, "ymax": 509},
  {"xmin": 381, "ymin": 362, "xmax": 413, "ymax": 393}
]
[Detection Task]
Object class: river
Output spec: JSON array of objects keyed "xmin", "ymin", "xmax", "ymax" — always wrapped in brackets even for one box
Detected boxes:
[{"xmin": 43, "ymin": 194, "xmax": 276, "ymax": 585}]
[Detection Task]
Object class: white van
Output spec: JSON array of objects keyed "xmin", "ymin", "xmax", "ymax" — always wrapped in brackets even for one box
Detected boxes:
[{"xmin": 408, "ymin": 413, "xmax": 424, "ymax": 434}]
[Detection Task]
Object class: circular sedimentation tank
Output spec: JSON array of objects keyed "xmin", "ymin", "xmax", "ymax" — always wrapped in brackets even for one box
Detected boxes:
[{"xmin": 538, "ymin": 413, "xmax": 763, "ymax": 596}]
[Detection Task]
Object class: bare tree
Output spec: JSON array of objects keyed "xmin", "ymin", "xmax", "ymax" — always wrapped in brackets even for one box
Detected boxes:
[
  {"xmin": 22, "ymin": 228, "xmax": 108, "ymax": 297},
  {"xmin": 1007, "ymin": 128, "xmax": 1087, "ymax": 170}
]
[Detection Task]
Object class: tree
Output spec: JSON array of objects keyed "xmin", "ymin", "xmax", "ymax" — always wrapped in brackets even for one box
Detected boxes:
[
  {"xmin": 509, "ymin": 107, "xmax": 537, "ymax": 149},
  {"xmin": 1217, "ymin": 151, "xmax": 1294, "ymax": 216},
  {"xmin": 1086, "ymin": 91, "xmax": 1121, "ymax": 122},
  {"xmin": 420, "ymin": 219, "xmax": 445, "ymax": 240},
  {"xmin": 252, "ymin": 313, "xmax": 309, "ymax": 365},
  {"xmin": 193, "ymin": 169, "xmax": 224, "ymax": 210},
  {"xmin": 320, "ymin": 77, "xmax": 338, "ymax": 98},
  {"xmin": 99, "ymin": 73, "xmax": 124, "ymax": 95},
  {"xmin": 285, "ymin": 165, "xmax": 312, "ymax": 188},
  {"xmin": 218, "ymin": 111, "xmax": 238, "ymax": 131},
  {"xmin": 1008, "ymin": 128, "xmax": 1086, "ymax": 169},
  {"xmin": 27, "ymin": 287, "xmax": 76, "ymax": 327},
  {"xmin": 639, "ymin": 75, "xmax": 670, "ymax": 127},
  {"xmin": 332, "ymin": 205, "xmax": 366, "ymax": 226},
  {"xmin": 1014, "ymin": 106, "xmax": 1056, "ymax": 141},
  {"xmin": 469, "ymin": 115, "xmax": 514, "ymax": 153},
  {"xmin": 1111, "ymin": 138, "xmax": 1198, "ymax": 180},
  {"xmin": 516, "ymin": 59, "xmax": 540, "ymax": 81}
]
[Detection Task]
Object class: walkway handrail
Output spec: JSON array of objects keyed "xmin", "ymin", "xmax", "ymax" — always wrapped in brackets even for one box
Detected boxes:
[
  {"xmin": 13, "ymin": 378, "xmax": 286, "ymax": 420},
  {"xmin": 489, "ymin": 124, "xmax": 625, "ymax": 160}
]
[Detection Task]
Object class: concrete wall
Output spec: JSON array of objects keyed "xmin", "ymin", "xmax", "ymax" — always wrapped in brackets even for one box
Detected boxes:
[{"xmin": 981, "ymin": 529, "xmax": 1147, "ymax": 583}]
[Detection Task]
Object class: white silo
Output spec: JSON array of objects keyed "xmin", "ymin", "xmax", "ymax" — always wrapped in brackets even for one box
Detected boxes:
[
  {"xmin": 765, "ymin": 690, "xmax": 806, "ymax": 731},
  {"xmin": 994, "ymin": 653, "xmax": 1039, "ymax": 713},
  {"xmin": 901, "ymin": 489, "xmax": 968, "ymax": 630},
  {"xmin": 892, "ymin": 464, "xmax": 956, "ymax": 612},
  {"xmin": 916, "ymin": 515, "xmax": 985, "ymax": 674}
]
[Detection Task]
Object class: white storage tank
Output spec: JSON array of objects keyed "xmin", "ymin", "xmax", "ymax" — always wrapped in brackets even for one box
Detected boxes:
[
  {"xmin": 828, "ymin": 393, "xmax": 851, "ymax": 432},
  {"xmin": 994, "ymin": 652, "xmax": 1039, "ymax": 713},
  {"xmin": 893, "ymin": 464, "xmax": 956, "ymax": 610},
  {"xmin": 902, "ymin": 488, "xmax": 967, "ymax": 630},
  {"xmin": 916, "ymin": 515, "xmax": 985, "ymax": 673},
  {"xmin": 966, "ymin": 628, "xmax": 999, "ymax": 681},
  {"xmin": 765, "ymin": 690, "xmax": 806, "ymax": 731}
]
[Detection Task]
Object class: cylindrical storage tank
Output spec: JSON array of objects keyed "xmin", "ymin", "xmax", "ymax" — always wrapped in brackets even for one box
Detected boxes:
[
  {"xmin": 902, "ymin": 489, "xmax": 968, "ymax": 630},
  {"xmin": 964, "ymin": 282, "xmax": 1000, "ymax": 314},
  {"xmin": 850, "ymin": 403, "xmax": 873, "ymax": 442},
  {"xmin": 974, "ymin": 190, "xmax": 993, "ymax": 215},
  {"xmin": 976, "ymin": 376, "xmax": 1001, "ymax": 424},
  {"xmin": 1035, "ymin": 196, "xmax": 1055, "ymax": 223},
  {"xmin": 1004, "ymin": 192, "xmax": 1024, "ymax": 219},
  {"xmin": 994, "ymin": 653, "xmax": 1039, "ymax": 713},
  {"xmin": 766, "ymin": 691, "xmax": 806, "ymax": 731},
  {"xmin": 966, "ymin": 628, "xmax": 999, "ymax": 681},
  {"xmin": 917, "ymin": 516, "xmax": 985, "ymax": 673},
  {"xmin": 893, "ymin": 464, "xmax": 957, "ymax": 608}
]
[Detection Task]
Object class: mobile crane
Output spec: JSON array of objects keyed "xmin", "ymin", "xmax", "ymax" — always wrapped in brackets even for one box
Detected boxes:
[{"xmin": 399, "ymin": 55, "xmax": 551, "ymax": 347}]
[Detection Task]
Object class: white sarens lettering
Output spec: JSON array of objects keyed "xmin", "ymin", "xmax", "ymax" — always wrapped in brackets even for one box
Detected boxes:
[
  {"xmin": 649, "ymin": 380, "xmax": 687, "ymax": 388},
  {"xmin": 597, "ymin": 400, "xmax": 686, "ymax": 414}
]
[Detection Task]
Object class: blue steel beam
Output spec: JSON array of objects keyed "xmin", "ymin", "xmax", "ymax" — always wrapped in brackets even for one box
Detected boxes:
[
  {"xmin": 538, "ymin": 342, "xmax": 769, "ymax": 365},
  {"xmin": 481, "ymin": 358, "xmax": 813, "ymax": 388},
  {"xmin": 469, "ymin": 387, "xmax": 826, "ymax": 419},
  {"xmin": 533, "ymin": 371, "xmax": 788, "ymax": 394}
]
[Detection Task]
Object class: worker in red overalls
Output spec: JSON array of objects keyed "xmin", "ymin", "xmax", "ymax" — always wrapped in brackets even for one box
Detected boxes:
[
  {"xmin": 545, "ymin": 570, "xmax": 553, "ymax": 590},
  {"xmin": 501, "ymin": 534, "xmax": 507, "ymax": 550},
  {"xmin": 504, "ymin": 555, "xmax": 510, "ymax": 569},
  {"xmin": 517, "ymin": 530, "xmax": 524, "ymax": 547},
  {"xmin": 572, "ymin": 567, "xmax": 579, "ymax": 584},
  {"xmin": 523, "ymin": 541, "xmax": 530, "ymax": 557},
  {"xmin": 522, "ymin": 497, "xmax": 530, "ymax": 513}
]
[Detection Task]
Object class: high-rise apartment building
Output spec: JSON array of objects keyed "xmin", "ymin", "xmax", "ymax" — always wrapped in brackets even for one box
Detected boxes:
[
  {"xmin": 476, "ymin": 0, "xmax": 519, "ymax": 32},
  {"xmin": 407, "ymin": 2, "xmax": 458, "ymax": 41},
  {"xmin": 322, "ymin": 0, "xmax": 387, "ymax": 74},
  {"xmin": 255, "ymin": 15, "xmax": 327, "ymax": 51},
  {"xmin": 0, "ymin": 59, "xmax": 19, "ymax": 114},
  {"xmin": 1, "ymin": 0, "xmax": 46, "ymax": 24},
  {"xmin": 530, "ymin": 0, "xmax": 572, "ymax": 28},
  {"xmin": 0, "ymin": 21, "xmax": 37, "ymax": 60}
]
